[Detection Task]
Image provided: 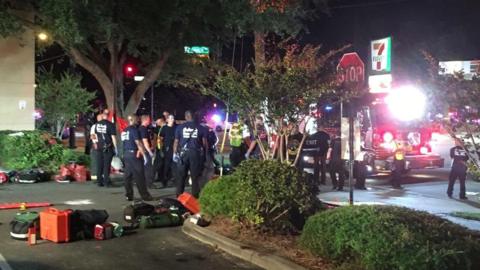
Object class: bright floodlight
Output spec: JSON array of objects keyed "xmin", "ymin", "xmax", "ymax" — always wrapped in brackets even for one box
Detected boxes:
[
  {"xmin": 385, "ymin": 86, "xmax": 426, "ymax": 121},
  {"xmin": 211, "ymin": 114, "xmax": 221, "ymax": 123},
  {"xmin": 37, "ymin": 32, "xmax": 48, "ymax": 41}
]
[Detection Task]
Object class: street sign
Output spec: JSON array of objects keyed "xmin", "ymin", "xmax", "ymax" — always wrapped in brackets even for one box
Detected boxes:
[
  {"xmin": 371, "ymin": 37, "xmax": 392, "ymax": 73},
  {"xmin": 368, "ymin": 74, "xmax": 392, "ymax": 93},
  {"xmin": 337, "ymin": 52, "xmax": 365, "ymax": 84}
]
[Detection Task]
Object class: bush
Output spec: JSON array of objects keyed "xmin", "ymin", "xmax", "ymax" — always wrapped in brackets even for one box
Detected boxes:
[
  {"xmin": 0, "ymin": 131, "xmax": 88, "ymax": 173},
  {"xmin": 199, "ymin": 175, "xmax": 240, "ymax": 217},
  {"xmin": 300, "ymin": 205, "xmax": 480, "ymax": 270},
  {"xmin": 200, "ymin": 159, "xmax": 320, "ymax": 232}
]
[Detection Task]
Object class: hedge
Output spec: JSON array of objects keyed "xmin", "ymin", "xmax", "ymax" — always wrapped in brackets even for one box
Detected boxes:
[{"xmin": 300, "ymin": 205, "xmax": 480, "ymax": 270}]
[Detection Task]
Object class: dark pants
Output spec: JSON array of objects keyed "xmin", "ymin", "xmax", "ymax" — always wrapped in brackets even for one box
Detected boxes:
[
  {"xmin": 316, "ymin": 154, "xmax": 327, "ymax": 184},
  {"xmin": 124, "ymin": 151, "xmax": 151, "ymax": 200},
  {"xmin": 354, "ymin": 161, "xmax": 367, "ymax": 189},
  {"xmin": 330, "ymin": 160, "xmax": 346, "ymax": 189},
  {"xmin": 230, "ymin": 146, "xmax": 245, "ymax": 168},
  {"xmin": 154, "ymin": 150, "xmax": 165, "ymax": 182},
  {"xmin": 96, "ymin": 148, "xmax": 114, "ymax": 186},
  {"xmin": 392, "ymin": 159, "xmax": 405, "ymax": 188},
  {"xmin": 144, "ymin": 153, "xmax": 155, "ymax": 187},
  {"xmin": 176, "ymin": 149, "xmax": 204, "ymax": 198},
  {"xmin": 155, "ymin": 148, "xmax": 174, "ymax": 186},
  {"xmin": 447, "ymin": 165, "xmax": 467, "ymax": 198},
  {"xmin": 209, "ymin": 149, "xmax": 220, "ymax": 168}
]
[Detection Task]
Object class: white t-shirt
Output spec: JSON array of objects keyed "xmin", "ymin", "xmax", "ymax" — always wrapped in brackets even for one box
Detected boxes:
[{"xmin": 90, "ymin": 124, "xmax": 98, "ymax": 143}]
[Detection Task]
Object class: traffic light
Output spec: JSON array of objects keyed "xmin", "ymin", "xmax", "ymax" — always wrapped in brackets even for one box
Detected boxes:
[{"xmin": 124, "ymin": 63, "xmax": 137, "ymax": 78}]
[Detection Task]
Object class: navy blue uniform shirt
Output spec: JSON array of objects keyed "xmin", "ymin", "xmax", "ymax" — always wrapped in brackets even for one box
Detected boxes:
[
  {"xmin": 175, "ymin": 121, "xmax": 206, "ymax": 150},
  {"xmin": 121, "ymin": 126, "xmax": 141, "ymax": 151},
  {"xmin": 450, "ymin": 146, "xmax": 469, "ymax": 168}
]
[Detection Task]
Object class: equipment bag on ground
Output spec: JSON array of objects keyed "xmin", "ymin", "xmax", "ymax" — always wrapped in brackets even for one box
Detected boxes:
[
  {"xmin": 14, "ymin": 169, "xmax": 49, "ymax": 184},
  {"xmin": 70, "ymin": 209, "xmax": 109, "ymax": 240},
  {"xmin": 123, "ymin": 202, "xmax": 154, "ymax": 223},
  {"xmin": 10, "ymin": 211, "xmax": 40, "ymax": 240},
  {"xmin": 156, "ymin": 198, "xmax": 189, "ymax": 215},
  {"xmin": 139, "ymin": 210, "xmax": 183, "ymax": 229}
]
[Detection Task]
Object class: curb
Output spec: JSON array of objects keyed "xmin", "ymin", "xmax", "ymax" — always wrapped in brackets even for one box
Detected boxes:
[{"xmin": 182, "ymin": 221, "xmax": 307, "ymax": 270}]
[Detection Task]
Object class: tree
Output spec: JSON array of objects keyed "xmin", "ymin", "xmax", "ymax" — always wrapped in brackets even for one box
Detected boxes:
[
  {"xmin": 0, "ymin": 0, "xmax": 251, "ymax": 117},
  {"xmin": 204, "ymin": 41, "xmax": 348, "ymax": 164},
  {"xmin": 36, "ymin": 71, "xmax": 95, "ymax": 139},
  {"xmin": 422, "ymin": 51, "xmax": 480, "ymax": 180}
]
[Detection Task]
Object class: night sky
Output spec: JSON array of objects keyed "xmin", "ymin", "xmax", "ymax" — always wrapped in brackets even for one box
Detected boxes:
[{"xmin": 37, "ymin": 0, "xmax": 480, "ymax": 117}]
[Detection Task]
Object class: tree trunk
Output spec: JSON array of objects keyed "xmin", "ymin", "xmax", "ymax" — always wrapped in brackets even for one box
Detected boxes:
[{"xmin": 254, "ymin": 31, "xmax": 266, "ymax": 66}]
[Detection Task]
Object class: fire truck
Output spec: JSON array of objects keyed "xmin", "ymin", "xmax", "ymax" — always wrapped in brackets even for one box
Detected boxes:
[{"xmin": 310, "ymin": 85, "xmax": 444, "ymax": 176}]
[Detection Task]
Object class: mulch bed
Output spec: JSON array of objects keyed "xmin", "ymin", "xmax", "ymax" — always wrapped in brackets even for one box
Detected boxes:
[{"xmin": 207, "ymin": 217, "xmax": 333, "ymax": 270}]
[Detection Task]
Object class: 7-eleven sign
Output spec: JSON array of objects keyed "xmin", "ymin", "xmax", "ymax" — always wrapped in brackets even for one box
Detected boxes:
[{"xmin": 371, "ymin": 37, "xmax": 392, "ymax": 73}]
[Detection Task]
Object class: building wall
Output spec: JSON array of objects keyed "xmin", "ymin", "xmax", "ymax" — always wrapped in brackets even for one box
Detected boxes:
[{"xmin": 0, "ymin": 19, "xmax": 35, "ymax": 131}]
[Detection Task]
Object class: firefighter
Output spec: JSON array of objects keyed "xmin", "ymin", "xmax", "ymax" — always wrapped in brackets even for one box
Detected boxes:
[
  {"xmin": 229, "ymin": 121, "xmax": 247, "ymax": 168},
  {"xmin": 173, "ymin": 110, "xmax": 209, "ymax": 198},
  {"xmin": 93, "ymin": 110, "xmax": 117, "ymax": 187},
  {"xmin": 391, "ymin": 136, "xmax": 405, "ymax": 189},
  {"xmin": 447, "ymin": 138, "xmax": 469, "ymax": 199},
  {"xmin": 121, "ymin": 115, "xmax": 153, "ymax": 201}
]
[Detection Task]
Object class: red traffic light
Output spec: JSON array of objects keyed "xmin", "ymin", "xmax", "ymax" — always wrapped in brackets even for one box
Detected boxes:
[{"xmin": 124, "ymin": 63, "xmax": 137, "ymax": 77}]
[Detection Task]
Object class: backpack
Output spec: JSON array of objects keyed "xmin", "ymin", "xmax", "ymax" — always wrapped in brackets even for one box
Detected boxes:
[
  {"xmin": 10, "ymin": 211, "xmax": 39, "ymax": 240},
  {"xmin": 123, "ymin": 202, "xmax": 155, "ymax": 223},
  {"xmin": 69, "ymin": 209, "xmax": 109, "ymax": 240},
  {"xmin": 156, "ymin": 198, "xmax": 188, "ymax": 215},
  {"xmin": 14, "ymin": 169, "xmax": 49, "ymax": 184}
]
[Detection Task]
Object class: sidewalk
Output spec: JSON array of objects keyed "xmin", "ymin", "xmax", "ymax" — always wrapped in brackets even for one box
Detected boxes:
[{"xmin": 318, "ymin": 179, "xmax": 480, "ymax": 231}]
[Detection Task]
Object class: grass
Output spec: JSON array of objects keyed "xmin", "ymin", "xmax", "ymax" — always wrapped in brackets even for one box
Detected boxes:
[{"xmin": 450, "ymin": 211, "xmax": 480, "ymax": 221}]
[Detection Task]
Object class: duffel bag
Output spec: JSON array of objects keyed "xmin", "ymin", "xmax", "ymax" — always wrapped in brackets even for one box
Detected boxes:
[
  {"xmin": 124, "ymin": 202, "xmax": 154, "ymax": 223},
  {"xmin": 14, "ymin": 169, "xmax": 49, "ymax": 184},
  {"xmin": 70, "ymin": 209, "xmax": 109, "ymax": 240},
  {"xmin": 156, "ymin": 198, "xmax": 189, "ymax": 215},
  {"xmin": 10, "ymin": 211, "xmax": 39, "ymax": 240},
  {"xmin": 0, "ymin": 172, "xmax": 8, "ymax": 184},
  {"xmin": 139, "ymin": 211, "xmax": 182, "ymax": 229}
]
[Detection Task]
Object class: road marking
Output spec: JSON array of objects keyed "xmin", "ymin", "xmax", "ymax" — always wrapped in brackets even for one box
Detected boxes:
[
  {"xmin": 63, "ymin": 199, "xmax": 94, "ymax": 205},
  {"xmin": 0, "ymin": 253, "xmax": 13, "ymax": 270}
]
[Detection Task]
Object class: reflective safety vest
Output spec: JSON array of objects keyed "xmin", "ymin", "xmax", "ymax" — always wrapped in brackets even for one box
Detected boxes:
[
  {"xmin": 230, "ymin": 124, "xmax": 243, "ymax": 147},
  {"xmin": 394, "ymin": 141, "xmax": 405, "ymax": 160}
]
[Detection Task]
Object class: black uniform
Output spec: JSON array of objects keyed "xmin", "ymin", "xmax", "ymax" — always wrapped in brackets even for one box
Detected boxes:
[
  {"xmin": 329, "ymin": 137, "xmax": 346, "ymax": 190},
  {"xmin": 157, "ymin": 124, "xmax": 176, "ymax": 186},
  {"xmin": 139, "ymin": 125, "xmax": 155, "ymax": 187},
  {"xmin": 206, "ymin": 127, "xmax": 220, "ymax": 168},
  {"xmin": 94, "ymin": 119, "xmax": 116, "ymax": 187},
  {"xmin": 174, "ymin": 121, "xmax": 207, "ymax": 198},
  {"xmin": 302, "ymin": 131, "xmax": 330, "ymax": 185},
  {"xmin": 447, "ymin": 146, "xmax": 469, "ymax": 199},
  {"xmin": 121, "ymin": 126, "xmax": 151, "ymax": 200}
]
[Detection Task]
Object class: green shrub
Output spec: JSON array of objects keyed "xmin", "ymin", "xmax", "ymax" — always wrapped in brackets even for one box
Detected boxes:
[
  {"xmin": 0, "ymin": 131, "xmax": 88, "ymax": 173},
  {"xmin": 300, "ymin": 205, "xmax": 480, "ymax": 270},
  {"xmin": 199, "ymin": 175, "xmax": 240, "ymax": 217},
  {"xmin": 62, "ymin": 149, "xmax": 90, "ymax": 166},
  {"xmin": 231, "ymin": 159, "xmax": 320, "ymax": 232}
]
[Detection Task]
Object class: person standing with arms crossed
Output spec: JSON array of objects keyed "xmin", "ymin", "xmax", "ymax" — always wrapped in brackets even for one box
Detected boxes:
[
  {"xmin": 447, "ymin": 138, "xmax": 469, "ymax": 200},
  {"xmin": 139, "ymin": 115, "xmax": 156, "ymax": 189},
  {"xmin": 173, "ymin": 111, "xmax": 208, "ymax": 198},
  {"xmin": 93, "ymin": 110, "xmax": 117, "ymax": 187},
  {"xmin": 121, "ymin": 115, "xmax": 153, "ymax": 201}
]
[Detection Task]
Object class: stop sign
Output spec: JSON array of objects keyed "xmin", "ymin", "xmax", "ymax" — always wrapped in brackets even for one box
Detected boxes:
[{"xmin": 337, "ymin": 52, "xmax": 365, "ymax": 84}]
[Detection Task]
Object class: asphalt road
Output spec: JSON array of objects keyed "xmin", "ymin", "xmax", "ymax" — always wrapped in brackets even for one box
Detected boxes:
[{"xmin": 0, "ymin": 179, "xmax": 259, "ymax": 270}]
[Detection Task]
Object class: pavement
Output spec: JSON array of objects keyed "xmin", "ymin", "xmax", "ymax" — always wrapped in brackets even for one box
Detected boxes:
[
  {"xmin": 318, "ymin": 168, "xmax": 480, "ymax": 231},
  {"xmin": 0, "ymin": 175, "xmax": 259, "ymax": 270}
]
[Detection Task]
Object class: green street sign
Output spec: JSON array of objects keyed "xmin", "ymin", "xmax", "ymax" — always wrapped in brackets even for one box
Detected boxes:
[{"xmin": 184, "ymin": 46, "xmax": 209, "ymax": 55}]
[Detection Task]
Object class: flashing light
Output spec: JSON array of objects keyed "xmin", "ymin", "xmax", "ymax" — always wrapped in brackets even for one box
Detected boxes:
[
  {"xmin": 383, "ymin": 131, "xmax": 394, "ymax": 143},
  {"xmin": 385, "ymin": 86, "xmax": 426, "ymax": 121},
  {"xmin": 213, "ymin": 103, "xmax": 217, "ymax": 108},
  {"xmin": 325, "ymin": 105, "xmax": 333, "ymax": 111},
  {"xmin": 420, "ymin": 146, "xmax": 429, "ymax": 155},
  {"xmin": 211, "ymin": 114, "xmax": 221, "ymax": 123},
  {"xmin": 124, "ymin": 64, "xmax": 137, "ymax": 77},
  {"xmin": 366, "ymin": 165, "xmax": 373, "ymax": 172}
]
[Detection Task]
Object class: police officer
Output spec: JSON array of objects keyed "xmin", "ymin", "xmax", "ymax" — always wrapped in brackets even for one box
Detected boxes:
[
  {"xmin": 303, "ymin": 123, "xmax": 330, "ymax": 185},
  {"xmin": 139, "ymin": 115, "xmax": 156, "ymax": 189},
  {"xmin": 93, "ymin": 110, "xmax": 117, "ymax": 187},
  {"xmin": 173, "ymin": 110, "xmax": 208, "ymax": 198},
  {"xmin": 121, "ymin": 115, "xmax": 153, "ymax": 201},
  {"xmin": 89, "ymin": 113, "xmax": 103, "ymax": 181},
  {"xmin": 328, "ymin": 133, "xmax": 346, "ymax": 191},
  {"xmin": 447, "ymin": 138, "xmax": 469, "ymax": 199},
  {"xmin": 153, "ymin": 117, "xmax": 166, "ymax": 185}
]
